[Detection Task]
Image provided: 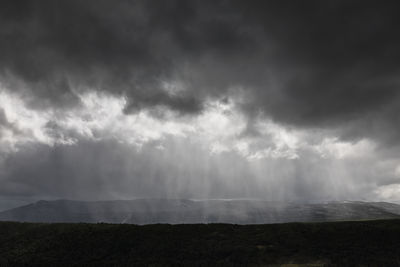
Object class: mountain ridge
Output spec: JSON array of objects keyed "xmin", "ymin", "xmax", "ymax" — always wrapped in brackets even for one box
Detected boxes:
[{"xmin": 1, "ymin": 199, "xmax": 399, "ymax": 224}]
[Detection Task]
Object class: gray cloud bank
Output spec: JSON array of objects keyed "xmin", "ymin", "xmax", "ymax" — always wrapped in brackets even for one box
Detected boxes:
[
  {"xmin": 1, "ymin": 0, "xmax": 400, "ymax": 205},
  {"xmin": 1, "ymin": 1, "xmax": 399, "ymax": 133},
  {"xmin": 0, "ymin": 138, "xmax": 384, "ymax": 202}
]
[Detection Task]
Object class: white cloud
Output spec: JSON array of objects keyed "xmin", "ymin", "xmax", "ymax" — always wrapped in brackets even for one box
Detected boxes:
[
  {"xmin": 0, "ymin": 89, "xmax": 55, "ymax": 148},
  {"xmin": 313, "ymin": 138, "xmax": 375, "ymax": 159},
  {"xmin": 0, "ymin": 86, "xmax": 379, "ymax": 162},
  {"xmin": 374, "ymin": 184, "xmax": 400, "ymax": 202}
]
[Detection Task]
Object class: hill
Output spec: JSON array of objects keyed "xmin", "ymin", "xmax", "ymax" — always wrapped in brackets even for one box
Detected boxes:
[
  {"xmin": 0, "ymin": 199, "xmax": 400, "ymax": 224},
  {"xmin": 1, "ymin": 220, "xmax": 400, "ymax": 266}
]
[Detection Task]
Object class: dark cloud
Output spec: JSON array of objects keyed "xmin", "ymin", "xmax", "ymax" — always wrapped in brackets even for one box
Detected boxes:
[{"xmin": 1, "ymin": 0, "xmax": 400, "ymax": 142}]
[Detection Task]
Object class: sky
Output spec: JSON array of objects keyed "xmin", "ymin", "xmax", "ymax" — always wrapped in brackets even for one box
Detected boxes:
[{"xmin": 1, "ymin": 0, "xmax": 400, "ymax": 209}]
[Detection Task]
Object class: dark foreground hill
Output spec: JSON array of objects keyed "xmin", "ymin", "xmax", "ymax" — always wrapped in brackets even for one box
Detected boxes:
[
  {"xmin": 1, "ymin": 220, "xmax": 400, "ymax": 266},
  {"xmin": 1, "ymin": 199, "xmax": 400, "ymax": 224}
]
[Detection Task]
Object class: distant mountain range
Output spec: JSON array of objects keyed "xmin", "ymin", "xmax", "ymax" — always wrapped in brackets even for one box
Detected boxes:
[{"xmin": 0, "ymin": 199, "xmax": 399, "ymax": 224}]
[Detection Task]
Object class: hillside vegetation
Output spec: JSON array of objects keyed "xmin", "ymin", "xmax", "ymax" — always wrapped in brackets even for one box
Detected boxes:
[{"xmin": 1, "ymin": 220, "xmax": 400, "ymax": 266}]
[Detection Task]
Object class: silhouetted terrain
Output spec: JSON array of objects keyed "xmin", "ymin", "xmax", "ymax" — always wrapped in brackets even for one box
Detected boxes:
[
  {"xmin": 1, "ymin": 220, "xmax": 400, "ymax": 266},
  {"xmin": 0, "ymin": 199, "xmax": 400, "ymax": 224}
]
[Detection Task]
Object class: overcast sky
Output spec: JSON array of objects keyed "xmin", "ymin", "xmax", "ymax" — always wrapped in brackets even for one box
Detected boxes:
[{"xmin": 1, "ymin": 0, "xmax": 400, "ymax": 209}]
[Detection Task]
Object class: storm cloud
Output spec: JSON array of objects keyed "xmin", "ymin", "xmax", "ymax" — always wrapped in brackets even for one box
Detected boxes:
[{"xmin": 1, "ymin": 0, "xmax": 400, "ymax": 207}]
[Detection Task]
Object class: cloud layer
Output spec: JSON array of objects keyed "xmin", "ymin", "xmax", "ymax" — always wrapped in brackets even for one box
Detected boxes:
[{"xmin": 1, "ymin": 0, "xmax": 400, "ymax": 205}]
